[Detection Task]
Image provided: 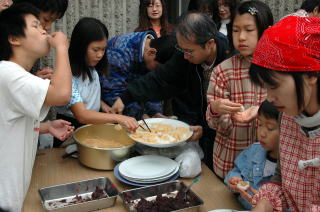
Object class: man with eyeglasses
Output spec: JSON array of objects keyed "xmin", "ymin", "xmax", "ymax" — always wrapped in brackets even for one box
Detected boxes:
[{"xmin": 112, "ymin": 11, "xmax": 230, "ymax": 171}]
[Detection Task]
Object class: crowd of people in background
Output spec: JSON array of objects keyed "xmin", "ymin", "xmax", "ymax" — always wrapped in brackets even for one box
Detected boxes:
[{"xmin": 1, "ymin": 0, "xmax": 320, "ymax": 211}]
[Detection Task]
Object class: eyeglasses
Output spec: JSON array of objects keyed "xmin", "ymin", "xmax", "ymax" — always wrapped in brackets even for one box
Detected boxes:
[{"xmin": 175, "ymin": 44, "xmax": 194, "ymax": 57}]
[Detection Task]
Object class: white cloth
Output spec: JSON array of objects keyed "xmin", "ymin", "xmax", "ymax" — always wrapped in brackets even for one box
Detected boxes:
[
  {"xmin": 0, "ymin": 61, "xmax": 50, "ymax": 211},
  {"xmin": 219, "ymin": 19, "xmax": 230, "ymax": 36},
  {"xmin": 55, "ymin": 67, "xmax": 101, "ymax": 118},
  {"xmin": 263, "ymin": 159, "xmax": 277, "ymax": 177}
]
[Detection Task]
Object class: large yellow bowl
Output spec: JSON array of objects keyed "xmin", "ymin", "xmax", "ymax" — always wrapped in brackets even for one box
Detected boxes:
[{"xmin": 73, "ymin": 124, "xmax": 135, "ymax": 170}]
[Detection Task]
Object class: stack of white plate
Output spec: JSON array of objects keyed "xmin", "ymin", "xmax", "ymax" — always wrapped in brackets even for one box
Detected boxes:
[{"xmin": 118, "ymin": 155, "xmax": 180, "ymax": 184}]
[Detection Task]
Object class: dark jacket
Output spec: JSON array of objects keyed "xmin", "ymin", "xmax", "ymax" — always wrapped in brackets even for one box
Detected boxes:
[{"xmin": 122, "ymin": 33, "xmax": 229, "ymax": 128}]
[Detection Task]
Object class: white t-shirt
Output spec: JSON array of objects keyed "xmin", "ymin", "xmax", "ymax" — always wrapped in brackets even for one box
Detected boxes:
[
  {"xmin": 55, "ymin": 68, "xmax": 101, "ymax": 118},
  {"xmin": 0, "ymin": 61, "xmax": 50, "ymax": 211}
]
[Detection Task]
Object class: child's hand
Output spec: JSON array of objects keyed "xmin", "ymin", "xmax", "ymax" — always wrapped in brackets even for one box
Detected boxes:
[
  {"xmin": 112, "ymin": 98, "xmax": 125, "ymax": 114},
  {"xmin": 48, "ymin": 32, "xmax": 69, "ymax": 50},
  {"xmin": 232, "ymin": 106, "xmax": 259, "ymax": 123},
  {"xmin": 48, "ymin": 120, "xmax": 74, "ymax": 141},
  {"xmin": 228, "ymin": 176, "xmax": 242, "ymax": 192},
  {"xmin": 238, "ymin": 186, "xmax": 259, "ymax": 205},
  {"xmin": 117, "ymin": 115, "xmax": 139, "ymax": 132},
  {"xmin": 210, "ymin": 99, "xmax": 242, "ymax": 115},
  {"xmin": 188, "ymin": 125, "xmax": 203, "ymax": 141},
  {"xmin": 36, "ymin": 67, "xmax": 53, "ymax": 79}
]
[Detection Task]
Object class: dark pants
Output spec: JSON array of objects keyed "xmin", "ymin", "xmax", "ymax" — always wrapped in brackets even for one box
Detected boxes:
[{"xmin": 199, "ymin": 127, "xmax": 215, "ymax": 171}]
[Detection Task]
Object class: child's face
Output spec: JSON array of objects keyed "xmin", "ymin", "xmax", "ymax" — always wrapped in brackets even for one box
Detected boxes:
[
  {"xmin": 86, "ymin": 38, "xmax": 107, "ymax": 67},
  {"xmin": 0, "ymin": 0, "xmax": 12, "ymax": 11},
  {"xmin": 17, "ymin": 14, "xmax": 50, "ymax": 58},
  {"xmin": 257, "ymin": 114, "xmax": 279, "ymax": 153},
  {"xmin": 38, "ymin": 11, "xmax": 59, "ymax": 32},
  {"xmin": 232, "ymin": 13, "xmax": 258, "ymax": 57},
  {"xmin": 218, "ymin": 0, "xmax": 231, "ymax": 20},
  {"xmin": 147, "ymin": 0, "xmax": 163, "ymax": 21}
]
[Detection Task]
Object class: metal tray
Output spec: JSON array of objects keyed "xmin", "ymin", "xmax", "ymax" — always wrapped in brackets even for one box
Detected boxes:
[
  {"xmin": 38, "ymin": 177, "xmax": 119, "ymax": 212},
  {"xmin": 119, "ymin": 180, "xmax": 204, "ymax": 212}
]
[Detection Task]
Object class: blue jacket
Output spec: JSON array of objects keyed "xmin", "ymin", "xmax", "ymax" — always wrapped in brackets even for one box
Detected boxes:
[
  {"xmin": 100, "ymin": 31, "xmax": 162, "ymax": 119},
  {"xmin": 224, "ymin": 143, "xmax": 276, "ymax": 210}
]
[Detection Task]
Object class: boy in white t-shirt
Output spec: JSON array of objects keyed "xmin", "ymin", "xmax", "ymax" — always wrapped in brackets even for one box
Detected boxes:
[{"xmin": 0, "ymin": 3, "xmax": 72, "ymax": 211}]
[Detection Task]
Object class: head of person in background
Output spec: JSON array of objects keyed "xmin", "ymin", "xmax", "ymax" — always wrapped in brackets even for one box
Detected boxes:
[
  {"xmin": 13, "ymin": 0, "xmax": 68, "ymax": 32},
  {"xmin": 0, "ymin": 0, "xmax": 12, "ymax": 11},
  {"xmin": 257, "ymin": 100, "xmax": 280, "ymax": 159},
  {"xmin": 230, "ymin": 0, "xmax": 274, "ymax": 56},
  {"xmin": 216, "ymin": 0, "xmax": 239, "ymax": 36},
  {"xmin": 143, "ymin": 34, "xmax": 176, "ymax": 71},
  {"xmin": 175, "ymin": 11, "xmax": 219, "ymax": 65},
  {"xmin": 187, "ymin": 0, "xmax": 218, "ymax": 20},
  {"xmin": 135, "ymin": 0, "xmax": 173, "ymax": 37},
  {"xmin": 300, "ymin": 0, "xmax": 320, "ymax": 17},
  {"xmin": 69, "ymin": 17, "xmax": 108, "ymax": 82}
]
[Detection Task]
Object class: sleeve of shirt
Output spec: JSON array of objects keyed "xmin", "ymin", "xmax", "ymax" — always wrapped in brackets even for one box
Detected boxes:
[
  {"xmin": 206, "ymin": 64, "xmax": 233, "ymax": 135},
  {"xmin": 252, "ymin": 182, "xmax": 286, "ymax": 211},
  {"xmin": 5, "ymin": 69, "xmax": 49, "ymax": 119},
  {"xmin": 67, "ymin": 78, "xmax": 83, "ymax": 107}
]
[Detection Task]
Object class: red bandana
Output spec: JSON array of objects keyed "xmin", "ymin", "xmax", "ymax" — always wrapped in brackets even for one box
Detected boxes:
[{"xmin": 252, "ymin": 16, "xmax": 320, "ymax": 72}]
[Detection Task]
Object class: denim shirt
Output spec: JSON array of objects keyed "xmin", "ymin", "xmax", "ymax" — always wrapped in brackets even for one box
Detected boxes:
[{"xmin": 224, "ymin": 143, "xmax": 276, "ymax": 210}]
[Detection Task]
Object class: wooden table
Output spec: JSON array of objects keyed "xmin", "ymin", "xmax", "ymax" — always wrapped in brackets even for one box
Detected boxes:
[{"xmin": 23, "ymin": 149, "xmax": 243, "ymax": 211}]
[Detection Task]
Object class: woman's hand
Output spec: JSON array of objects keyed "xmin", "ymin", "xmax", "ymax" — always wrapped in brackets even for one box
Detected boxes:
[
  {"xmin": 232, "ymin": 106, "xmax": 259, "ymax": 123},
  {"xmin": 227, "ymin": 176, "xmax": 242, "ymax": 192},
  {"xmin": 251, "ymin": 199, "xmax": 273, "ymax": 212},
  {"xmin": 117, "ymin": 115, "xmax": 139, "ymax": 132},
  {"xmin": 48, "ymin": 120, "xmax": 74, "ymax": 141},
  {"xmin": 36, "ymin": 67, "xmax": 53, "ymax": 79},
  {"xmin": 210, "ymin": 99, "xmax": 243, "ymax": 115},
  {"xmin": 188, "ymin": 125, "xmax": 203, "ymax": 141}
]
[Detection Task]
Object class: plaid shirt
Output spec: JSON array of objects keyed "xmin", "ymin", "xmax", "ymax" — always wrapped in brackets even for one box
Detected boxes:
[
  {"xmin": 253, "ymin": 113, "xmax": 320, "ymax": 211},
  {"xmin": 206, "ymin": 54, "xmax": 266, "ymax": 178}
]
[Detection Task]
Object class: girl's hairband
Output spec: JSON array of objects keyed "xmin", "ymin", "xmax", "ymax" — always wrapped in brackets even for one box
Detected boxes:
[{"xmin": 248, "ymin": 7, "xmax": 258, "ymax": 16}]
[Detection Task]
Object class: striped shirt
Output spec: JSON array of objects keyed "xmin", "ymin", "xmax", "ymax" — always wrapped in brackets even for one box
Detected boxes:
[
  {"xmin": 206, "ymin": 54, "xmax": 266, "ymax": 178},
  {"xmin": 253, "ymin": 113, "xmax": 320, "ymax": 211}
]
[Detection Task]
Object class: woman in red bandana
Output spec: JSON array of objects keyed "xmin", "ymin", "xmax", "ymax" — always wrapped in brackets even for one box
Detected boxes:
[{"xmin": 247, "ymin": 16, "xmax": 320, "ymax": 212}]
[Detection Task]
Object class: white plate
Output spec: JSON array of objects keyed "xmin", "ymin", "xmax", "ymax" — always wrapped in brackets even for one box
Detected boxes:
[
  {"xmin": 121, "ymin": 165, "xmax": 180, "ymax": 184},
  {"xmin": 119, "ymin": 155, "xmax": 179, "ymax": 180},
  {"xmin": 128, "ymin": 118, "xmax": 193, "ymax": 148}
]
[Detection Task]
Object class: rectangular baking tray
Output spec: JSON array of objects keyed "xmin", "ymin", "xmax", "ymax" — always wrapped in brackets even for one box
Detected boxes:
[
  {"xmin": 119, "ymin": 180, "xmax": 204, "ymax": 212},
  {"xmin": 38, "ymin": 177, "xmax": 119, "ymax": 212}
]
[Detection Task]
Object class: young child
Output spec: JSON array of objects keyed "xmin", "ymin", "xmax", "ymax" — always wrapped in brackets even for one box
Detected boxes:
[
  {"xmin": 135, "ymin": 0, "xmax": 173, "ymax": 37},
  {"xmin": 55, "ymin": 17, "xmax": 138, "ymax": 146},
  {"xmin": 0, "ymin": 0, "xmax": 12, "ymax": 11},
  {"xmin": 248, "ymin": 16, "xmax": 320, "ymax": 212},
  {"xmin": 206, "ymin": 0, "xmax": 274, "ymax": 178},
  {"xmin": 224, "ymin": 100, "xmax": 279, "ymax": 210},
  {"xmin": 0, "ymin": 3, "xmax": 72, "ymax": 211},
  {"xmin": 100, "ymin": 31, "xmax": 175, "ymax": 120}
]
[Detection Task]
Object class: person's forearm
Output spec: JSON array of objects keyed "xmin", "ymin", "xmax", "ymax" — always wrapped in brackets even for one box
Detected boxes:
[
  {"xmin": 39, "ymin": 122, "xmax": 50, "ymax": 134},
  {"xmin": 74, "ymin": 109, "xmax": 120, "ymax": 125},
  {"xmin": 48, "ymin": 47, "xmax": 72, "ymax": 104}
]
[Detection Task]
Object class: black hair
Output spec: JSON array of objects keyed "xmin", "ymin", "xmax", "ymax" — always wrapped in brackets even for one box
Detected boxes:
[
  {"xmin": 135, "ymin": 0, "xmax": 173, "ymax": 37},
  {"xmin": 69, "ymin": 17, "xmax": 108, "ymax": 81},
  {"xmin": 14, "ymin": 0, "xmax": 68, "ymax": 18},
  {"xmin": 150, "ymin": 35, "xmax": 176, "ymax": 64},
  {"xmin": 0, "ymin": 2, "xmax": 39, "ymax": 60},
  {"xmin": 188, "ymin": 0, "xmax": 220, "ymax": 22},
  {"xmin": 249, "ymin": 63, "xmax": 320, "ymax": 111},
  {"xmin": 258, "ymin": 100, "xmax": 279, "ymax": 121},
  {"xmin": 300, "ymin": 0, "xmax": 320, "ymax": 12},
  {"xmin": 176, "ymin": 11, "xmax": 218, "ymax": 48}
]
